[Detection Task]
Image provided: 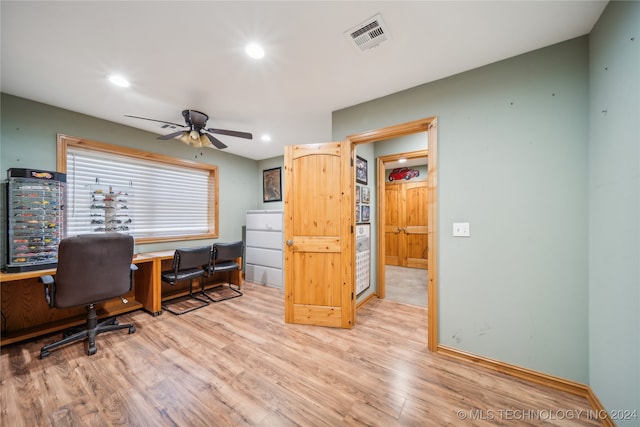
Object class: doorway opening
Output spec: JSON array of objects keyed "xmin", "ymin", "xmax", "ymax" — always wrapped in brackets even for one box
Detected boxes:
[
  {"xmin": 348, "ymin": 117, "xmax": 438, "ymax": 351},
  {"xmin": 379, "ymin": 151, "xmax": 428, "ymax": 308}
]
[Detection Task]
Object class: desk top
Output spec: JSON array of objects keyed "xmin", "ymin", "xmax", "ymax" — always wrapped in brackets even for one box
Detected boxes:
[
  {"xmin": 0, "ymin": 252, "xmax": 157, "ymax": 282},
  {"xmin": 140, "ymin": 250, "xmax": 175, "ymax": 260}
]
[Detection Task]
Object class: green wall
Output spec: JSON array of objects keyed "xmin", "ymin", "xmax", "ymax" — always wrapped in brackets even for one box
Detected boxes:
[
  {"xmin": 588, "ymin": 1, "xmax": 640, "ymax": 424},
  {"xmin": 333, "ymin": 36, "xmax": 590, "ymax": 382},
  {"xmin": 0, "ymin": 94, "xmax": 260, "ymax": 253},
  {"xmin": 256, "ymin": 156, "xmax": 285, "ymax": 211}
]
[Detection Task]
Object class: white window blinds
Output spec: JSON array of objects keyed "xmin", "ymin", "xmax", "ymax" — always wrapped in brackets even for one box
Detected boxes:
[{"xmin": 65, "ymin": 145, "xmax": 214, "ymax": 240}]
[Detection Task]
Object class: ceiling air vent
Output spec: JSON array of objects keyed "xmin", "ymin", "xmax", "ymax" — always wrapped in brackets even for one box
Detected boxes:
[{"xmin": 345, "ymin": 13, "xmax": 391, "ymax": 51}]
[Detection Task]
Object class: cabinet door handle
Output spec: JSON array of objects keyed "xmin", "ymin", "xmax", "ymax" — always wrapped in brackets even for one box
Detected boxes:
[{"xmin": 286, "ymin": 239, "xmax": 293, "ymax": 246}]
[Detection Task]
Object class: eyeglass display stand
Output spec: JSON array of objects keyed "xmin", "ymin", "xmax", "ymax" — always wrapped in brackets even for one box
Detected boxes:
[{"xmin": 90, "ymin": 184, "xmax": 133, "ymax": 234}]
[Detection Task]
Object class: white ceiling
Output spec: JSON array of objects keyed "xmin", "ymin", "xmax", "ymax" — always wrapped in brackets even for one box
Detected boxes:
[{"xmin": 1, "ymin": 1, "xmax": 607, "ymax": 161}]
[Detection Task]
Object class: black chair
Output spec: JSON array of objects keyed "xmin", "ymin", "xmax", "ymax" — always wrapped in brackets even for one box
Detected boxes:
[
  {"xmin": 203, "ymin": 241, "xmax": 244, "ymax": 302},
  {"xmin": 39, "ymin": 233, "xmax": 137, "ymax": 358},
  {"xmin": 161, "ymin": 245, "xmax": 212, "ymax": 315}
]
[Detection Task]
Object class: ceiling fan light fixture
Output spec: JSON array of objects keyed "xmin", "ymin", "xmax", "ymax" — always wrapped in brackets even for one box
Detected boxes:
[
  {"xmin": 179, "ymin": 132, "xmax": 210, "ymax": 148},
  {"xmin": 261, "ymin": 134, "xmax": 271, "ymax": 142}
]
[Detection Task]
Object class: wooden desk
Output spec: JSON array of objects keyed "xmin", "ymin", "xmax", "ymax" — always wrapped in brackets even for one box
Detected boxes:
[
  {"xmin": 0, "ymin": 255, "xmax": 156, "ymax": 346},
  {"xmin": 0, "ymin": 250, "xmax": 243, "ymax": 346}
]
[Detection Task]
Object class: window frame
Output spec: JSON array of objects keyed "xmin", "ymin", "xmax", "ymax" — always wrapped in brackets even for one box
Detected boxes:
[{"xmin": 57, "ymin": 134, "xmax": 218, "ymax": 244}]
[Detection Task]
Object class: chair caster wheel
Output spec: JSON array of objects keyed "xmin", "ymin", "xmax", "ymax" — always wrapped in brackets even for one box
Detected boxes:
[{"xmin": 128, "ymin": 325, "xmax": 136, "ymax": 334}]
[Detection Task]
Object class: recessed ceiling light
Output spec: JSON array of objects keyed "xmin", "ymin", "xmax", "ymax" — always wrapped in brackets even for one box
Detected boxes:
[
  {"xmin": 108, "ymin": 74, "xmax": 130, "ymax": 87},
  {"xmin": 261, "ymin": 134, "xmax": 272, "ymax": 142},
  {"xmin": 245, "ymin": 43, "xmax": 265, "ymax": 59}
]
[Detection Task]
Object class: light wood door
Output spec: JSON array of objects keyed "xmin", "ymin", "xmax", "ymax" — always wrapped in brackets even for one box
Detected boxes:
[
  {"xmin": 384, "ymin": 184, "xmax": 402, "ymax": 266},
  {"xmin": 385, "ymin": 180, "xmax": 428, "ymax": 269},
  {"xmin": 284, "ymin": 142, "xmax": 354, "ymax": 328}
]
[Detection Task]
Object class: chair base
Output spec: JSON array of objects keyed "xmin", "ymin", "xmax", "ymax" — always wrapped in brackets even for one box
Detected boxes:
[
  {"xmin": 161, "ymin": 294, "xmax": 210, "ymax": 315},
  {"xmin": 40, "ymin": 304, "xmax": 135, "ymax": 358},
  {"xmin": 203, "ymin": 283, "xmax": 243, "ymax": 302}
]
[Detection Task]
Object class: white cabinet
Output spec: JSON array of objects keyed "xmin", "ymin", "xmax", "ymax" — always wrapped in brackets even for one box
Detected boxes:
[{"xmin": 245, "ymin": 210, "xmax": 283, "ymax": 289}]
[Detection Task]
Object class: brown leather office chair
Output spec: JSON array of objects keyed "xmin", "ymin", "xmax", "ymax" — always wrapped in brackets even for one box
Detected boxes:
[
  {"xmin": 203, "ymin": 241, "xmax": 243, "ymax": 302},
  {"xmin": 39, "ymin": 233, "xmax": 137, "ymax": 358},
  {"xmin": 161, "ymin": 246, "xmax": 212, "ymax": 315}
]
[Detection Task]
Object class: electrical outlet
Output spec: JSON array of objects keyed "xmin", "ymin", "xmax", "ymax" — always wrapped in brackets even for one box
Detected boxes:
[{"xmin": 453, "ymin": 222, "xmax": 470, "ymax": 237}]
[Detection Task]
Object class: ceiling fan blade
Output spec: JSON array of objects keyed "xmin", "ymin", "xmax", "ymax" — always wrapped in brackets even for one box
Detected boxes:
[
  {"xmin": 206, "ymin": 128, "xmax": 253, "ymax": 140},
  {"xmin": 158, "ymin": 130, "xmax": 188, "ymax": 140},
  {"xmin": 124, "ymin": 114, "xmax": 185, "ymax": 128},
  {"xmin": 203, "ymin": 132, "xmax": 228, "ymax": 149}
]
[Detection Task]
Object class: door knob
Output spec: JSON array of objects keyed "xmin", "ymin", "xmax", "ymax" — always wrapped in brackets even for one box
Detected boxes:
[{"xmin": 286, "ymin": 239, "xmax": 293, "ymax": 246}]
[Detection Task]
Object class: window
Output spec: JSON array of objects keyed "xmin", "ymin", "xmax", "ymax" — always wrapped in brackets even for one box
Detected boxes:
[{"xmin": 57, "ymin": 134, "xmax": 218, "ymax": 243}]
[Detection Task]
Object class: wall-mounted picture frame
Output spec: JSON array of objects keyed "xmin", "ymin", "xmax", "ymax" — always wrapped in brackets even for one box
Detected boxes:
[
  {"xmin": 360, "ymin": 205, "xmax": 370, "ymax": 223},
  {"xmin": 355, "ymin": 156, "xmax": 368, "ymax": 185},
  {"xmin": 361, "ymin": 186, "xmax": 370, "ymax": 204},
  {"xmin": 263, "ymin": 167, "xmax": 282, "ymax": 202}
]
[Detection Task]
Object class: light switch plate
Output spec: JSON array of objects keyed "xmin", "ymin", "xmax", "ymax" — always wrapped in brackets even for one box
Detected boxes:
[{"xmin": 453, "ymin": 222, "xmax": 470, "ymax": 237}]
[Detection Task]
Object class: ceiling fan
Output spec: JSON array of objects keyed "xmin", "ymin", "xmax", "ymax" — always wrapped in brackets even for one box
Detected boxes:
[{"xmin": 125, "ymin": 109, "xmax": 252, "ymax": 150}]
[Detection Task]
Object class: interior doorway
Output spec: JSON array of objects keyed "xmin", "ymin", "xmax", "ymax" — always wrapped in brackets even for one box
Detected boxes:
[
  {"xmin": 378, "ymin": 150, "xmax": 428, "ymax": 305},
  {"xmin": 347, "ymin": 117, "xmax": 438, "ymax": 351}
]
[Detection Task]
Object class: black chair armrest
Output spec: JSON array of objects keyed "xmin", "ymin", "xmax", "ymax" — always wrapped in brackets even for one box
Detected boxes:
[{"xmin": 40, "ymin": 275, "xmax": 55, "ymax": 307}]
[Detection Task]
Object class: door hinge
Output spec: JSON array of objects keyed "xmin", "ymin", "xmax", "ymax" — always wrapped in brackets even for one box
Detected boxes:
[
  {"xmin": 351, "ymin": 157, "xmax": 354, "ymax": 167},
  {"xmin": 351, "ymin": 225, "xmax": 354, "ymax": 234},
  {"xmin": 351, "ymin": 292, "xmax": 354, "ymax": 300}
]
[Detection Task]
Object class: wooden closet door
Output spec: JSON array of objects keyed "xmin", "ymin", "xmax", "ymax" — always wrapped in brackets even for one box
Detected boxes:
[
  {"xmin": 384, "ymin": 184, "xmax": 402, "ymax": 266},
  {"xmin": 384, "ymin": 180, "xmax": 428, "ymax": 269},
  {"xmin": 404, "ymin": 181, "xmax": 428, "ymax": 269}
]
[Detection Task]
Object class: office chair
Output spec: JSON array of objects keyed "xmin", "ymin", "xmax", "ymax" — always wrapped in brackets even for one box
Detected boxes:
[
  {"xmin": 161, "ymin": 245, "xmax": 212, "ymax": 315},
  {"xmin": 39, "ymin": 233, "xmax": 137, "ymax": 358},
  {"xmin": 203, "ymin": 241, "xmax": 244, "ymax": 302}
]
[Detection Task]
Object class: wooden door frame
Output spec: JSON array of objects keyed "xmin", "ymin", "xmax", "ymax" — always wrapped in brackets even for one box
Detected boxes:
[{"xmin": 347, "ymin": 117, "xmax": 438, "ymax": 351}]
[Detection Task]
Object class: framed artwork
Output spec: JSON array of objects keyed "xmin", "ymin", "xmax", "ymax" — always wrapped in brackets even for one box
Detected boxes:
[
  {"xmin": 361, "ymin": 186, "xmax": 370, "ymax": 204},
  {"xmin": 360, "ymin": 205, "xmax": 370, "ymax": 223},
  {"xmin": 355, "ymin": 185, "xmax": 361, "ymax": 203},
  {"xmin": 263, "ymin": 167, "xmax": 282, "ymax": 202},
  {"xmin": 355, "ymin": 156, "xmax": 368, "ymax": 185}
]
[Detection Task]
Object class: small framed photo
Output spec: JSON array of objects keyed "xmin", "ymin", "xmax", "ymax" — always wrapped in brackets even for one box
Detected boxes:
[
  {"xmin": 356, "ymin": 156, "xmax": 368, "ymax": 185},
  {"xmin": 355, "ymin": 185, "xmax": 361, "ymax": 203},
  {"xmin": 263, "ymin": 167, "xmax": 282, "ymax": 202},
  {"xmin": 361, "ymin": 186, "xmax": 370, "ymax": 204},
  {"xmin": 360, "ymin": 205, "xmax": 370, "ymax": 223}
]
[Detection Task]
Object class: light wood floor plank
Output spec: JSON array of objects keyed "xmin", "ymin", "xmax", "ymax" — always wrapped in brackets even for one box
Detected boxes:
[{"xmin": 1, "ymin": 282, "xmax": 600, "ymax": 426}]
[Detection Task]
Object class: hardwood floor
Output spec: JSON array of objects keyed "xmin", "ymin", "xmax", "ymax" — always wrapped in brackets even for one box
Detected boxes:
[
  {"xmin": 385, "ymin": 265, "xmax": 427, "ymax": 307},
  {"xmin": 1, "ymin": 282, "xmax": 600, "ymax": 426}
]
